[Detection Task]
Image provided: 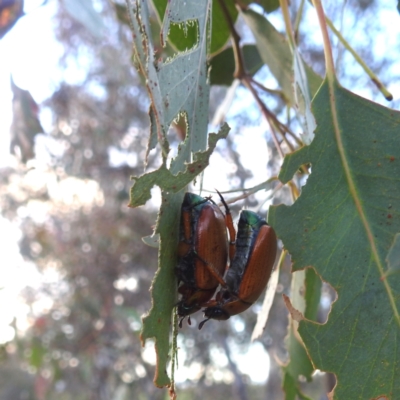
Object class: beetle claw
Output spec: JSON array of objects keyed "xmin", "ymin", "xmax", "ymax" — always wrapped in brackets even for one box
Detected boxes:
[{"xmin": 198, "ymin": 318, "xmax": 210, "ymax": 330}]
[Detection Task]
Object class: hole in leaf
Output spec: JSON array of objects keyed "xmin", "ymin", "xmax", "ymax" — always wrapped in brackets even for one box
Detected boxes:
[
  {"xmin": 304, "ymin": 268, "xmax": 337, "ymax": 324},
  {"xmin": 318, "ymin": 281, "xmax": 337, "ymax": 324},
  {"xmin": 326, "ymin": 372, "xmax": 336, "ymax": 394},
  {"xmin": 164, "ymin": 20, "xmax": 199, "ymax": 61},
  {"xmin": 172, "ymin": 111, "xmax": 188, "ymax": 142},
  {"xmin": 165, "ymin": 112, "xmax": 189, "ymax": 168}
]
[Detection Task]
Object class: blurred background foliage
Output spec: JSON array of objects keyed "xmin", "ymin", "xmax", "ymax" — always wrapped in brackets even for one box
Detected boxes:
[{"xmin": 0, "ymin": 0, "xmax": 398, "ymax": 399}]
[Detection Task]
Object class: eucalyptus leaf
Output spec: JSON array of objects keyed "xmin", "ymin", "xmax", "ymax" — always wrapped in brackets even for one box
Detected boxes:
[
  {"xmin": 129, "ymin": 125, "xmax": 229, "ymax": 208},
  {"xmin": 270, "ymin": 79, "xmax": 400, "ymax": 399},
  {"xmin": 241, "ymin": 9, "xmax": 322, "ymax": 107},
  {"xmin": 126, "ymin": 0, "xmax": 211, "ymax": 168},
  {"xmin": 210, "ymin": 45, "xmax": 263, "ymax": 86},
  {"xmin": 125, "ymin": 0, "xmax": 221, "ymax": 388},
  {"xmin": 135, "ymin": 125, "xmax": 229, "ymax": 387}
]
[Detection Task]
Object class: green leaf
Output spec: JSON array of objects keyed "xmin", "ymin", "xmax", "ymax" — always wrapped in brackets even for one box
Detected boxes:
[
  {"xmin": 129, "ymin": 124, "xmax": 229, "ymax": 208},
  {"xmin": 210, "ymin": 45, "xmax": 263, "ymax": 86},
  {"xmin": 304, "ymin": 268, "xmax": 322, "ymax": 321},
  {"xmin": 282, "ymin": 369, "xmax": 313, "ymax": 400},
  {"xmin": 166, "ymin": 20, "xmax": 199, "ymax": 53},
  {"xmin": 240, "ymin": 9, "xmax": 322, "ymax": 106},
  {"xmin": 136, "ymin": 125, "xmax": 229, "ymax": 387},
  {"xmin": 210, "ymin": 0, "xmax": 238, "ymax": 55},
  {"xmin": 270, "ymin": 79, "xmax": 400, "ymax": 399},
  {"xmin": 242, "ymin": 0, "xmax": 280, "ymax": 13},
  {"xmin": 140, "ymin": 191, "xmax": 182, "ymax": 388},
  {"xmin": 293, "ymin": 49, "xmax": 317, "ymax": 145},
  {"xmin": 127, "ymin": 0, "xmax": 211, "ymax": 164},
  {"xmin": 126, "ymin": 0, "xmax": 230, "ymax": 388},
  {"xmin": 151, "ymin": 0, "xmax": 167, "ymax": 21}
]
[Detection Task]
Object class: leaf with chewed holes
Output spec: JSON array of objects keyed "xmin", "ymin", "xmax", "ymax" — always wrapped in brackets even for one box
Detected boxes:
[
  {"xmin": 269, "ymin": 78, "xmax": 400, "ymax": 399},
  {"xmin": 126, "ymin": 0, "xmax": 228, "ymax": 389},
  {"xmin": 129, "ymin": 125, "xmax": 229, "ymax": 208}
]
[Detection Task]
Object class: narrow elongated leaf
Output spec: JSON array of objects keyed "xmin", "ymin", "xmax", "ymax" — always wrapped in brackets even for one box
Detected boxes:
[
  {"xmin": 136, "ymin": 125, "xmax": 229, "ymax": 387},
  {"xmin": 209, "ymin": 0, "xmax": 238, "ymax": 55},
  {"xmin": 293, "ymin": 48, "xmax": 316, "ymax": 145},
  {"xmin": 140, "ymin": 191, "xmax": 182, "ymax": 388},
  {"xmin": 126, "ymin": 0, "xmax": 221, "ymax": 389},
  {"xmin": 270, "ymin": 79, "xmax": 400, "ymax": 399},
  {"xmin": 241, "ymin": 9, "xmax": 322, "ymax": 106},
  {"xmin": 128, "ymin": 0, "xmax": 211, "ymax": 169}
]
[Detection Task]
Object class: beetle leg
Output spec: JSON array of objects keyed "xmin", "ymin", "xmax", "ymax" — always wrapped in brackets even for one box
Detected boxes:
[
  {"xmin": 195, "ymin": 252, "xmax": 227, "ymax": 288},
  {"xmin": 181, "ymin": 210, "xmax": 192, "ymax": 244},
  {"xmin": 178, "ymin": 312, "xmax": 192, "ymax": 327},
  {"xmin": 201, "ymin": 299, "xmax": 219, "ymax": 308},
  {"xmin": 215, "ymin": 190, "xmax": 236, "ymax": 262},
  {"xmin": 198, "ymin": 318, "xmax": 210, "ymax": 330}
]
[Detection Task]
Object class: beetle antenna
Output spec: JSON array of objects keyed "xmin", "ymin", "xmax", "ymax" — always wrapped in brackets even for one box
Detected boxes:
[
  {"xmin": 198, "ymin": 318, "xmax": 210, "ymax": 330},
  {"xmin": 179, "ymin": 317, "xmax": 185, "ymax": 328},
  {"xmin": 215, "ymin": 189, "xmax": 236, "ymax": 257},
  {"xmin": 215, "ymin": 189, "xmax": 231, "ymax": 215}
]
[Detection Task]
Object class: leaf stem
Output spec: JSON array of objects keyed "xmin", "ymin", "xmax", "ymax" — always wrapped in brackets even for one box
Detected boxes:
[
  {"xmin": 217, "ymin": 0, "xmax": 246, "ymax": 79},
  {"xmin": 324, "ymin": 15, "xmax": 393, "ymax": 101},
  {"xmin": 279, "ymin": 0, "xmax": 296, "ymax": 50},
  {"xmin": 219, "ymin": 0, "xmax": 304, "ymax": 158},
  {"xmin": 293, "ymin": 0, "xmax": 305, "ymax": 43},
  {"xmin": 311, "ymin": 0, "xmax": 335, "ymax": 81}
]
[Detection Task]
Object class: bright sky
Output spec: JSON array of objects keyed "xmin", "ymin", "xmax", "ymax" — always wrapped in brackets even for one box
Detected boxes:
[
  {"xmin": 0, "ymin": 0, "xmax": 63, "ymax": 344},
  {"xmin": 0, "ymin": 0, "xmax": 62, "ymax": 166},
  {"xmin": 1, "ymin": 0, "xmax": 400, "ymax": 386}
]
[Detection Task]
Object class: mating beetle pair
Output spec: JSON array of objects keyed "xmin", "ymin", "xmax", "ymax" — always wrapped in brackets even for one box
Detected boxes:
[{"xmin": 176, "ymin": 192, "xmax": 277, "ymax": 329}]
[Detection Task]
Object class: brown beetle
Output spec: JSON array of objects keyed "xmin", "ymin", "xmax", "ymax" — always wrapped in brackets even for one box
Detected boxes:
[
  {"xmin": 199, "ymin": 210, "xmax": 277, "ymax": 329},
  {"xmin": 176, "ymin": 192, "xmax": 235, "ymax": 327}
]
